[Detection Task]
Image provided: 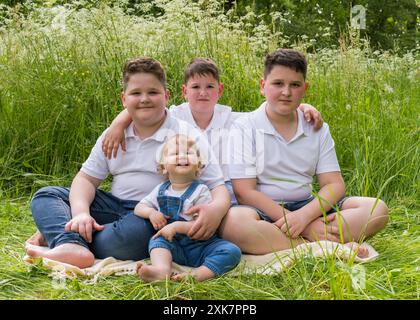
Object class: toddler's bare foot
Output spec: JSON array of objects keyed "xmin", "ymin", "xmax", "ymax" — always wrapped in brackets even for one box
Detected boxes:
[
  {"xmin": 171, "ymin": 272, "xmax": 189, "ymax": 282},
  {"xmin": 171, "ymin": 266, "xmax": 215, "ymax": 282},
  {"xmin": 136, "ymin": 261, "xmax": 171, "ymax": 282},
  {"xmin": 345, "ymin": 242, "xmax": 369, "ymax": 258},
  {"xmin": 26, "ymin": 243, "xmax": 95, "ymax": 268},
  {"xmin": 26, "ymin": 230, "xmax": 48, "ymax": 247}
]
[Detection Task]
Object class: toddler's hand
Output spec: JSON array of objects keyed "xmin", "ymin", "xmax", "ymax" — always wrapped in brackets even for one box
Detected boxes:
[
  {"xmin": 102, "ymin": 126, "xmax": 126, "ymax": 159},
  {"xmin": 152, "ymin": 224, "xmax": 177, "ymax": 242},
  {"xmin": 149, "ymin": 211, "xmax": 168, "ymax": 230}
]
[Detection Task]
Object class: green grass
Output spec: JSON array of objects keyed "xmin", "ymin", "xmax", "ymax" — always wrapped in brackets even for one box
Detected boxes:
[
  {"xmin": 0, "ymin": 198, "xmax": 418, "ymax": 300},
  {"xmin": 0, "ymin": 0, "xmax": 419, "ymax": 300}
]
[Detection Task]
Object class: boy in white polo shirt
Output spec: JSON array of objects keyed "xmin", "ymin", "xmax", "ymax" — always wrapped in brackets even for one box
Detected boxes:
[
  {"xmin": 26, "ymin": 57, "xmax": 229, "ymax": 268},
  {"xmin": 219, "ymin": 49, "xmax": 389, "ymax": 257},
  {"xmin": 101, "ymin": 58, "xmax": 324, "ymax": 205}
]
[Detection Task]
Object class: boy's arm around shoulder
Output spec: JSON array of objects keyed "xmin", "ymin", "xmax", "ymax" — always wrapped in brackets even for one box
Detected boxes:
[{"xmin": 102, "ymin": 109, "xmax": 132, "ymax": 159}]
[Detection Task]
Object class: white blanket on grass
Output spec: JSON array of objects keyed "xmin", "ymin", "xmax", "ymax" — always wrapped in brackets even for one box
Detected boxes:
[{"xmin": 23, "ymin": 241, "xmax": 378, "ymax": 284}]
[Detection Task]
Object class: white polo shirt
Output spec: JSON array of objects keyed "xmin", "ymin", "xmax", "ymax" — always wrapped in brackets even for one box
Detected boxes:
[
  {"xmin": 169, "ymin": 103, "xmax": 234, "ymax": 181},
  {"xmin": 81, "ymin": 111, "xmax": 224, "ymax": 201},
  {"xmin": 228, "ymin": 102, "xmax": 341, "ymax": 203}
]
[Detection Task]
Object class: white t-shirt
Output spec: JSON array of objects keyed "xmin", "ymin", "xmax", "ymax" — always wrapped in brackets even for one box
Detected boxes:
[
  {"xmin": 140, "ymin": 182, "xmax": 212, "ymax": 221},
  {"xmin": 81, "ymin": 111, "xmax": 224, "ymax": 201},
  {"xmin": 228, "ymin": 102, "xmax": 341, "ymax": 203},
  {"xmin": 169, "ymin": 103, "xmax": 236, "ymax": 181}
]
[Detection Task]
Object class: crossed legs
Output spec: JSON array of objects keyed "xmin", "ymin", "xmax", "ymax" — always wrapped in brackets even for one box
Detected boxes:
[{"xmin": 219, "ymin": 197, "xmax": 389, "ymax": 257}]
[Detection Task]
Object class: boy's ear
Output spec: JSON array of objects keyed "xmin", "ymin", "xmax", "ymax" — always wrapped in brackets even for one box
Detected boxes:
[
  {"xmin": 182, "ymin": 84, "xmax": 187, "ymax": 99},
  {"xmin": 165, "ymin": 89, "xmax": 170, "ymax": 101},
  {"xmin": 121, "ymin": 91, "xmax": 127, "ymax": 109},
  {"xmin": 218, "ymin": 82, "xmax": 224, "ymax": 98},
  {"xmin": 259, "ymin": 78, "xmax": 266, "ymax": 96}
]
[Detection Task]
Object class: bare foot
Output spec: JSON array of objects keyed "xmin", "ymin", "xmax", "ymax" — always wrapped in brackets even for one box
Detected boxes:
[
  {"xmin": 345, "ymin": 242, "xmax": 369, "ymax": 258},
  {"xmin": 136, "ymin": 261, "xmax": 171, "ymax": 282},
  {"xmin": 26, "ymin": 243, "xmax": 95, "ymax": 268},
  {"xmin": 171, "ymin": 272, "xmax": 189, "ymax": 281},
  {"xmin": 171, "ymin": 266, "xmax": 215, "ymax": 282},
  {"xmin": 26, "ymin": 230, "xmax": 48, "ymax": 247}
]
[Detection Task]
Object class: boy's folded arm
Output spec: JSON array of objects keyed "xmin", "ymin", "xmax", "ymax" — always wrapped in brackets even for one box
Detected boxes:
[{"xmin": 232, "ymin": 178, "xmax": 289, "ymax": 221}]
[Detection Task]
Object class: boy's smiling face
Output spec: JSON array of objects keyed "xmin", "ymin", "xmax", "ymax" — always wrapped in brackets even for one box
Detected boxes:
[
  {"xmin": 182, "ymin": 74, "xmax": 223, "ymax": 114},
  {"xmin": 260, "ymin": 65, "xmax": 308, "ymax": 117},
  {"xmin": 121, "ymin": 72, "xmax": 169, "ymax": 127}
]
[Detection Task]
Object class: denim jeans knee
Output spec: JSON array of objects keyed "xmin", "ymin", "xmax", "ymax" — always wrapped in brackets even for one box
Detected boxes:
[
  {"xmin": 90, "ymin": 213, "xmax": 155, "ymax": 261},
  {"xmin": 31, "ymin": 186, "xmax": 88, "ymax": 249}
]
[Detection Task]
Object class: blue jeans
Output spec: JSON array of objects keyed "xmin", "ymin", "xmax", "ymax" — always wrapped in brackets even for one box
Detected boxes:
[
  {"xmin": 30, "ymin": 186, "xmax": 155, "ymax": 260},
  {"xmin": 225, "ymin": 180, "xmax": 238, "ymax": 206},
  {"xmin": 150, "ymin": 234, "xmax": 241, "ymax": 276}
]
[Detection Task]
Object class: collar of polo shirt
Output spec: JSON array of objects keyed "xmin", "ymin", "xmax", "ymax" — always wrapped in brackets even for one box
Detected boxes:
[
  {"xmin": 254, "ymin": 102, "xmax": 310, "ymax": 142},
  {"xmin": 125, "ymin": 108, "xmax": 173, "ymax": 142}
]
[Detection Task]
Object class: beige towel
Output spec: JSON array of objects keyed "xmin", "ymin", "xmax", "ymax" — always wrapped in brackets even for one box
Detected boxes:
[{"xmin": 23, "ymin": 241, "xmax": 378, "ymax": 283}]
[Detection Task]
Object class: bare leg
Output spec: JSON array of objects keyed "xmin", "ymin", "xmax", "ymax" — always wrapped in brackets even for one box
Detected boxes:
[
  {"xmin": 136, "ymin": 248, "xmax": 172, "ymax": 282},
  {"xmin": 172, "ymin": 266, "xmax": 215, "ymax": 282},
  {"xmin": 26, "ymin": 230, "xmax": 48, "ymax": 247},
  {"xmin": 219, "ymin": 206, "xmax": 305, "ymax": 255},
  {"xmin": 330, "ymin": 197, "xmax": 389, "ymax": 243},
  {"xmin": 25, "ymin": 243, "xmax": 95, "ymax": 269}
]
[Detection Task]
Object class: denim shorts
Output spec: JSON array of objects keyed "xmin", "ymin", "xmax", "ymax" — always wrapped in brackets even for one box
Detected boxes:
[
  {"xmin": 235, "ymin": 196, "xmax": 348, "ymax": 223},
  {"xmin": 225, "ymin": 180, "xmax": 238, "ymax": 206},
  {"xmin": 149, "ymin": 234, "xmax": 241, "ymax": 276}
]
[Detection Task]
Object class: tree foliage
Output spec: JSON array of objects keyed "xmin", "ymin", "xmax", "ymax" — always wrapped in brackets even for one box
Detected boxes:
[
  {"xmin": 1, "ymin": 0, "xmax": 418, "ymax": 51},
  {"xmin": 225, "ymin": 0, "xmax": 418, "ymax": 51}
]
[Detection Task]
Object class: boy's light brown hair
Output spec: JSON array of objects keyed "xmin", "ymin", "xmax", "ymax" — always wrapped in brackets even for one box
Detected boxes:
[
  {"xmin": 183, "ymin": 58, "xmax": 220, "ymax": 84},
  {"xmin": 157, "ymin": 134, "xmax": 204, "ymax": 178},
  {"xmin": 264, "ymin": 49, "xmax": 307, "ymax": 80},
  {"xmin": 122, "ymin": 57, "xmax": 167, "ymax": 90}
]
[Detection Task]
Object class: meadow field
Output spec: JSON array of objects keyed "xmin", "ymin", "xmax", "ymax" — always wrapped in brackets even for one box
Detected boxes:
[{"xmin": 0, "ymin": 0, "xmax": 418, "ymax": 299}]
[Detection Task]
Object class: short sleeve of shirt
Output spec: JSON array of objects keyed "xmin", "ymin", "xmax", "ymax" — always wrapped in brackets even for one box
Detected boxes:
[
  {"xmin": 80, "ymin": 130, "xmax": 110, "ymax": 180},
  {"xmin": 192, "ymin": 184, "xmax": 213, "ymax": 205},
  {"xmin": 139, "ymin": 184, "xmax": 161, "ymax": 210},
  {"xmin": 316, "ymin": 124, "xmax": 341, "ymax": 174}
]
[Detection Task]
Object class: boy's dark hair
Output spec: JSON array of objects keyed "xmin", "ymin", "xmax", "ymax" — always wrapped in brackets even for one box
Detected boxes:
[
  {"xmin": 264, "ymin": 49, "xmax": 307, "ymax": 80},
  {"xmin": 184, "ymin": 58, "xmax": 220, "ymax": 84},
  {"xmin": 122, "ymin": 57, "xmax": 166, "ymax": 90}
]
